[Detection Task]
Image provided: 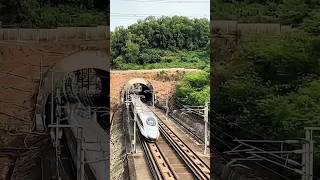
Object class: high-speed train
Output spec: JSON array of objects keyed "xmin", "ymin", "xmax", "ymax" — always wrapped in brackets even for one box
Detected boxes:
[
  {"xmin": 49, "ymin": 68, "xmax": 109, "ymax": 180},
  {"xmin": 130, "ymin": 94, "xmax": 160, "ymax": 142},
  {"xmin": 64, "ymin": 69, "xmax": 109, "ymax": 180}
]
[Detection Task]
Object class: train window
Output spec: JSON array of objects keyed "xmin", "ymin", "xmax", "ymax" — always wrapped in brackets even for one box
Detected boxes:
[{"xmin": 146, "ymin": 117, "xmax": 156, "ymax": 126}]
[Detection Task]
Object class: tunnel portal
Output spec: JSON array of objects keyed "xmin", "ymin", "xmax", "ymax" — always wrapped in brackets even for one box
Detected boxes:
[
  {"xmin": 43, "ymin": 68, "xmax": 109, "ymax": 131},
  {"xmin": 35, "ymin": 51, "xmax": 109, "ymax": 131},
  {"xmin": 121, "ymin": 78, "xmax": 155, "ymax": 105}
]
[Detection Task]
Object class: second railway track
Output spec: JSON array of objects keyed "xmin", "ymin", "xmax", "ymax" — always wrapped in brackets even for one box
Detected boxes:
[
  {"xmin": 157, "ymin": 117, "xmax": 210, "ymax": 180},
  {"xmin": 138, "ymin": 106, "xmax": 210, "ymax": 180}
]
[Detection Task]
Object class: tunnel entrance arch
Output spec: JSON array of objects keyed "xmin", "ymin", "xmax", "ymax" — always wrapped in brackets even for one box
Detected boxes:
[
  {"xmin": 34, "ymin": 51, "xmax": 109, "ymax": 132},
  {"xmin": 120, "ymin": 78, "xmax": 155, "ymax": 105}
]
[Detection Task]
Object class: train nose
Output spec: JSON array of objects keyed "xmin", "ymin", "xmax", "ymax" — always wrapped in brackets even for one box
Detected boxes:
[{"xmin": 147, "ymin": 131, "xmax": 159, "ymax": 140}]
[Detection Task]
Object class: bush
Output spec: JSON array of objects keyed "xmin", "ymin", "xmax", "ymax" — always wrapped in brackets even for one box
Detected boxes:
[
  {"xmin": 258, "ymin": 80, "xmax": 320, "ymax": 139},
  {"xmin": 139, "ymin": 49, "xmax": 162, "ymax": 64},
  {"xmin": 15, "ymin": 3, "xmax": 107, "ymax": 28},
  {"xmin": 239, "ymin": 32, "xmax": 320, "ymax": 92},
  {"xmin": 212, "ymin": 0, "xmax": 320, "ymax": 26},
  {"xmin": 214, "ymin": 32, "xmax": 320, "ymax": 140},
  {"xmin": 112, "ymin": 50, "xmax": 209, "ymax": 70},
  {"xmin": 176, "ymin": 71, "xmax": 210, "ymax": 106},
  {"xmin": 304, "ymin": 11, "xmax": 320, "ymax": 35}
]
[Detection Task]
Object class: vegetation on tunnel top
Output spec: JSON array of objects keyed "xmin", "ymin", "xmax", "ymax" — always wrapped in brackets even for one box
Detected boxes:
[
  {"xmin": 0, "ymin": 0, "xmax": 108, "ymax": 28},
  {"xmin": 111, "ymin": 16, "xmax": 209, "ymax": 70},
  {"xmin": 176, "ymin": 71, "xmax": 210, "ymax": 107}
]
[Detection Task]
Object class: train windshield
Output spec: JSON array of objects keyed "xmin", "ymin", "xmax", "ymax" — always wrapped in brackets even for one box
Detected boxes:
[{"xmin": 146, "ymin": 117, "xmax": 156, "ymax": 126}]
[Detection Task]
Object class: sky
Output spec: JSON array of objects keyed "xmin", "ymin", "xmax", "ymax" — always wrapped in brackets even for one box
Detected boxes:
[{"xmin": 110, "ymin": 0, "xmax": 210, "ymax": 31}]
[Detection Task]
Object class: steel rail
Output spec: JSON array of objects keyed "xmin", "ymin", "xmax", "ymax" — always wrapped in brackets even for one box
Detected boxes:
[
  {"xmin": 155, "ymin": 105, "xmax": 204, "ymax": 144},
  {"xmin": 152, "ymin": 111, "xmax": 210, "ymax": 180},
  {"xmin": 140, "ymin": 134, "xmax": 179, "ymax": 180}
]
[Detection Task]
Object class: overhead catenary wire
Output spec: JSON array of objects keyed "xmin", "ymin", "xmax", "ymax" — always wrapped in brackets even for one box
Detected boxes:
[
  {"xmin": 210, "ymin": 108, "xmax": 277, "ymax": 141},
  {"xmin": 111, "ymin": 12, "xmax": 209, "ymax": 16},
  {"xmin": 176, "ymin": 97, "xmax": 297, "ymax": 146},
  {"xmin": 174, "ymin": 98, "xmax": 312, "ymax": 179},
  {"xmin": 210, "ymin": 112, "xmax": 316, "ymax": 179},
  {"xmin": 171, "ymin": 100, "xmax": 293, "ymax": 179},
  {"xmin": 208, "ymin": 109, "xmax": 305, "ymax": 155},
  {"xmin": 110, "ymin": 13, "xmax": 209, "ymax": 19},
  {"xmin": 174, "ymin": 94, "xmax": 312, "ymax": 179},
  {"xmin": 119, "ymin": 0, "xmax": 209, "ymax": 3},
  {"xmin": 209, "ymin": 124, "xmax": 294, "ymax": 180}
]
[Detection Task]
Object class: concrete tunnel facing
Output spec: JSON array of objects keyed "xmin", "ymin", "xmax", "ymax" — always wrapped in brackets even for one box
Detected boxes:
[{"xmin": 120, "ymin": 78, "xmax": 155, "ymax": 105}]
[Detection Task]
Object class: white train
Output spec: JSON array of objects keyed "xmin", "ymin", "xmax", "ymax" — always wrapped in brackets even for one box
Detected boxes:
[
  {"xmin": 130, "ymin": 94, "xmax": 160, "ymax": 142},
  {"xmin": 50, "ymin": 69, "xmax": 109, "ymax": 180},
  {"xmin": 66, "ymin": 103, "xmax": 108, "ymax": 180}
]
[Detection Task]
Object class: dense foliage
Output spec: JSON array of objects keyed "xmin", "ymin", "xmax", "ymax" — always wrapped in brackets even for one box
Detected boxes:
[
  {"xmin": 213, "ymin": 31, "xmax": 320, "ymax": 176},
  {"xmin": 0, "ymin": 0, "xmax": 107, "ymax": 27},
  {"xmin": 212, "ymin": 0, "xmax": 320, "ymax": 176},
  {"xmin": 176, "ymin": 71, "xmax": 210, "ymax": 106},
  {"xmin": 111, "ymin": 16, "xmax": 209, "ymax": 69},
  {"xmin": 213, "ymin": 31, "xmax": 320, "ymax": 141},
  {"xmin": 211, "ymin": 0, "xmax": 320, "ymax": 35},
  {"xmin": 114, "ymin": 50, "xmax": 209, "ymax": 70}
]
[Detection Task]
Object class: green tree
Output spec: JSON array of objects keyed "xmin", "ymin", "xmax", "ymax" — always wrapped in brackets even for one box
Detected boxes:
[
  {"xmin": 124, "ymin": 33, "xmax": 140, "ymax": 64},
  {"xmin": 277, "ymin": 0, "xmax": 309, "ymax": 25},
  {"xmin": 304, "ymin": 11, "xmax": 320, "ymax": 35},
  {"xmin": 111, "ymin": 16, "xmax": 209, "ymax": 68},
  {"xmin": 213, "ymin": 32, "xmax": 320, "ymax": 142},
  {"xmin": 18, "ymin": 0, "xmax": 41, "ymax": 27},
  {"xmin": 239, "ymin": 32, "xmax": 320, "ymax": 94},
  {"xmin": 259, "ymin": 79, "xmax": 320, "ymax": 139}
]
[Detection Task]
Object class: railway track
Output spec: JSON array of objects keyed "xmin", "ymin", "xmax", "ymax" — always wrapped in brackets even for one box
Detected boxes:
[
  {"xmin": 138, "ymin": 106, "xmax": 210, "ymax": 180},
  {"xmin": 140, "ymin": 135, "xmax": 179, "ymax": 180},
  {"xmin": 155, "ymin": 104, "xmax": 204, "ymax": 144},
  {"xmin": 157, "ymin": 119, "xmax": 210, "ymax": 180}
]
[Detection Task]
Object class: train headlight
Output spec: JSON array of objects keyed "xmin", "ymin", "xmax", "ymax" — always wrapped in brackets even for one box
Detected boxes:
[{"xmin": 146, "ymin": 117, "xmax": 156, "ymax": 126}]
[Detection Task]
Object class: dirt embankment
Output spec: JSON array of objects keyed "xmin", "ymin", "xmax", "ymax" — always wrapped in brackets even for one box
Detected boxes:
[
  {"xmin": 0, "ymin": 40, "xmax": 107, "ymax": 132},
  {"xmin": 0, "ymin": 40, "xmax": 107, "ymax": 180},
  {"xmin": 0, "ymin": 45, "xmax": 58, "ymax": 131},
  {"xmin": 110, "ymin": 68, "xmax": 200, "ymax": 111}
]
